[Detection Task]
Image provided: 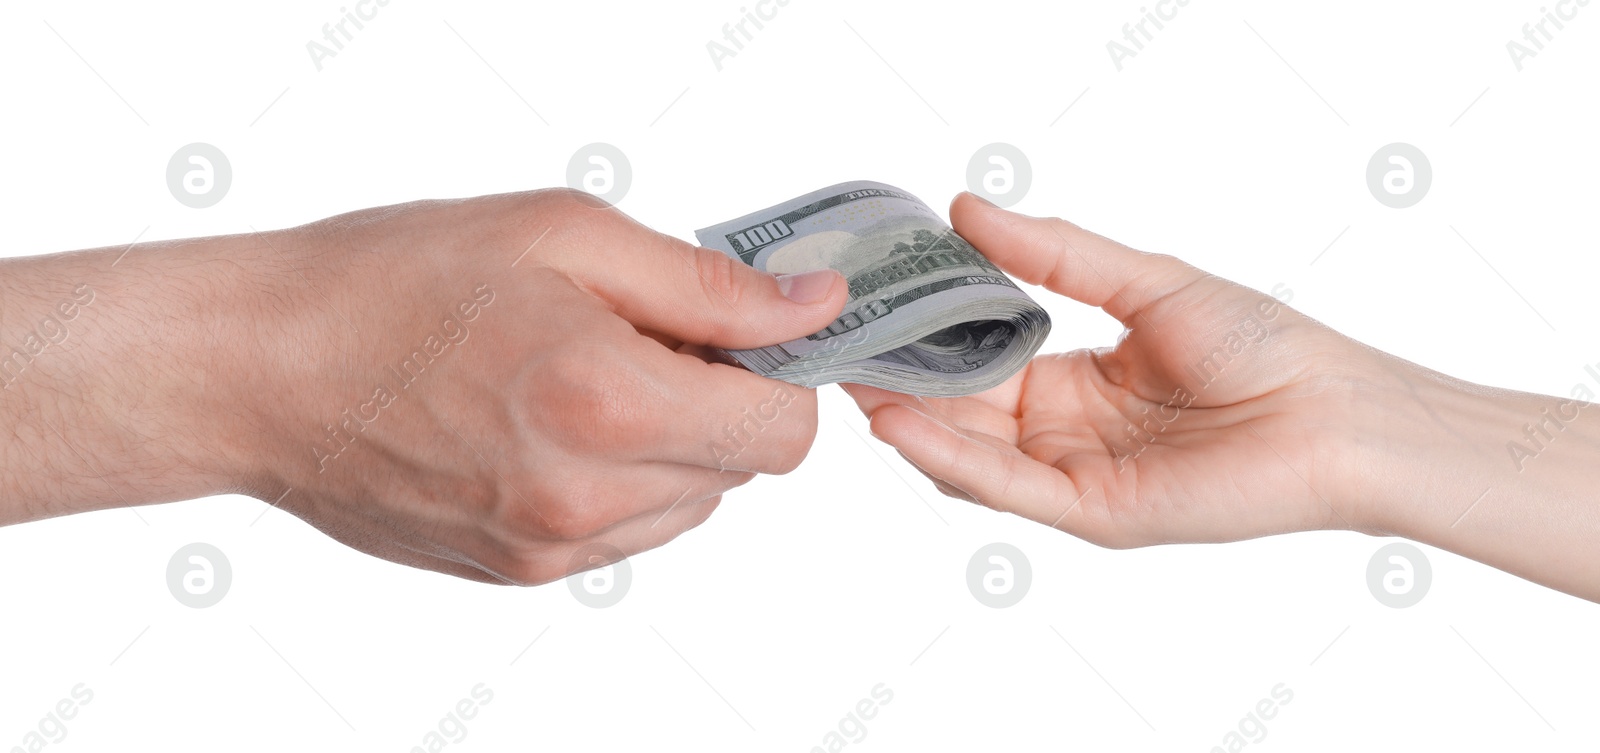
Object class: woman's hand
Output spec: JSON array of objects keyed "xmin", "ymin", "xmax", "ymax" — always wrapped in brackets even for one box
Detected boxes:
[
  {"xmin": 848, "ymin": 193, "xmax": 1383, "ymax": 546},
  {"xmin": 849, "ymin": 193, "xmax": 1600, "ymax": 601}
]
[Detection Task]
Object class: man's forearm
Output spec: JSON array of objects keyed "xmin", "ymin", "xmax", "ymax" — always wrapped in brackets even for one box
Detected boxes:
[
  {"xmin": 0, "ymin": 189, "xmax": 850, "ymax": 585},
  {"xmin": 0, "ymin": 236, "xmax": 271, "ymax": 524}
]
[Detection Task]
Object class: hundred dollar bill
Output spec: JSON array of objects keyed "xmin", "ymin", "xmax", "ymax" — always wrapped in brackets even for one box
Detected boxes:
[{"xmin": 695, "ymin": 180, "xmax": 1050, "ymax": 397}]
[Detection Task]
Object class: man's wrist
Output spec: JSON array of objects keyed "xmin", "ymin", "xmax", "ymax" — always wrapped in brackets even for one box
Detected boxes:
[{"xmin": 0, "ymin": 233, "xmax": 287, "ymax": 523}]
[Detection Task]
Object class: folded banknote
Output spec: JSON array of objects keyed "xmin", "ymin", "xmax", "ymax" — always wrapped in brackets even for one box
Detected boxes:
[{"xmin": 695, "ymin": 181, "xmax": 1050, "ymax": 397}]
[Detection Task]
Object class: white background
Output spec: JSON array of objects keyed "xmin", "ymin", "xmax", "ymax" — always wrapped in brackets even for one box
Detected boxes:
[{"xmin": 2, "ymin": 0, "xmax": 1598, "ymax": 750}]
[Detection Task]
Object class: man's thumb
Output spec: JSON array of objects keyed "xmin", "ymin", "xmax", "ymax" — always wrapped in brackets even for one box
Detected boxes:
[{"xmin": 584, "ymin": 232, "xmax": 848, "ymax": 350}]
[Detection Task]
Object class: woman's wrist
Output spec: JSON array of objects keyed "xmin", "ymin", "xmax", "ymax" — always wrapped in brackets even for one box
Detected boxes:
[
  {"xmin": 1345, "ymin": 351, "xmax": 1600, "ymax": 597},
  {"xmin": 1345, "ymin": 358, "xmax": 1509, "ymax": 539}
]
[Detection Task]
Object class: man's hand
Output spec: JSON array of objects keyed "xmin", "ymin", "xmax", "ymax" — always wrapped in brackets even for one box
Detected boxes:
[{"xmin": 0, "ymin": 189, "xmax": 846, "ymax": 585}]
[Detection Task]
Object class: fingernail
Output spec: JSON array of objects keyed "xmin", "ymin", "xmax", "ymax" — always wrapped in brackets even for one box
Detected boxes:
[{"xmin": 775, "ymin": 269, "xmax": 840, "ymax": 304}]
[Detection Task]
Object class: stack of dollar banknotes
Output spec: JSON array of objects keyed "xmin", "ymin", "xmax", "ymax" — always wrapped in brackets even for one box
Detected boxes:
[{"xmin": 696, "ymin": 181, "xmax": 1051, "ymax": 398}]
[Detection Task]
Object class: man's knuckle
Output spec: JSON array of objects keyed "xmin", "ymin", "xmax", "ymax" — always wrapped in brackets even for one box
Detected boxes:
[
  {"xmin": 767, "ymin": 435, "xmax": 813, "ymax": 474},
  {"xmin": 534, "ymin": 186, "xmax": 613, "ymax": 216},
  {"xmin": 587, "ymin": 373, "xmax": 661, "ymax": 446},
  {"xmin": 497, "ymin": 553, "xmax": 564, "ymax": 587},
  {"xmin": 542, "ymin": 513, "xmax": 606, "ymax": 541},
  {"xmin": 681, "ymin": 496, "xmax": 721, "ymax": 531},
  {"xmin": 688, "ymin": 248, "xmax": 749, "ymax": 337},
  {"xmin": 530, "ymin": 478, "xmax": 619, "ymax": 541},
  {"xmin": 692, "ymin": 247, "xmax": 742, "ymax": 301},
  {"xmin": 542, "ymin": 352, "xmax": 661, "ymax": 450}
]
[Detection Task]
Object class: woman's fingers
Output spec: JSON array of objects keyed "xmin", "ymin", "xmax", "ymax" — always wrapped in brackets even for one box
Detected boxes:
[
  {"xmin": 949, "ymin": 192, "xmax": 1204, "ymax": 327},
  {"xmin": 867, "ymin": 403, "xmax": 1098, "ymax": 535}
]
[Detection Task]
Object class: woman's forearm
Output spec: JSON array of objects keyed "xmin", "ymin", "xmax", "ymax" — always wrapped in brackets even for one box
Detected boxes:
[{"xmin": 1355, "ymin": 358, "xmax": 1600, "ymax": 600}]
